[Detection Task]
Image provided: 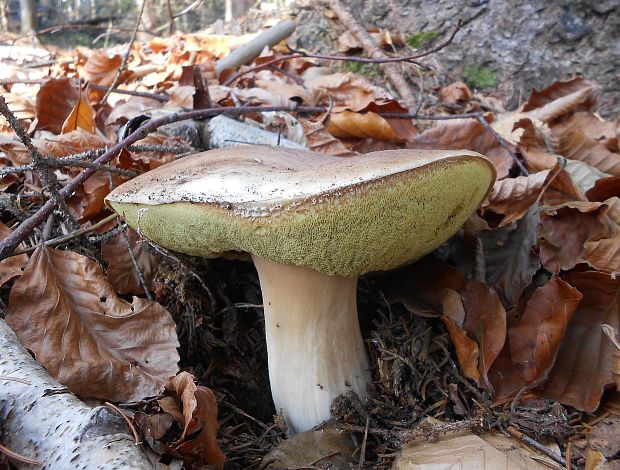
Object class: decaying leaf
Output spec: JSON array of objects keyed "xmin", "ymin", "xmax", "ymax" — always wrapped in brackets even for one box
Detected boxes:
[
  {"xmin": 484, "ymin": 170, "xmax": 550, "ymax": 226},
  {"xmin": 61, "ymin": 92, "xmax": 96, "ymax": 134},
  {"xmin": 163, "ymin": 372, "xmax": 225, "ymax": 469},
  {"xmin": 443, "ymin": 281, "xmax": 506, "ymax": 390},
  {"xmin": 35, "ymin": 77, "xmax": 80, "ymax": 134},
  {"xmin": 479, "ymin": 208, "xmax": 541, "ymax": 307},
  {"xmin": 327, "ymin": 111, "xmax": 401, "ymax": 141},
  {"xmin": 408, "ymin": 118, "xmax": 514, "ymax": 178},
  {"xmin": 540, "ymin": 271, "xmax": 620, "ymax": 411},
  {"xmin": 301, "ymin": 119, "xmax": 354, "ymax": 156},
  {"xmin": 555, "ymin": 126, "xmax": 620, "ymax": 176},
  {"xmin": 102, "ymin": 228, "xmax": 159, "ymax": 296},
  {"xmin": 0, "ymin": 222, "xmax": 28, "ymax": 288},
  {"xmin": 5, "ymin": 246, "xmax": 179, "ymax": 402},
  {"xmin": 508, "ymin": 278, "xmax": 582, "ymax": 384}
]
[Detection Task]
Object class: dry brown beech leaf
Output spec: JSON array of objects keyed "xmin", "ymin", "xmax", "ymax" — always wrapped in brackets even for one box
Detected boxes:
[
  {"xmin": 67, "ymin": 171, "xmax": 116, "ymax": 222},
  {"xmin": 301, "ymin": 119, "xmax": 354, "ymax": 157},
  {"xmin": 479, "ymin": 208, "xmax": 541, "ymax": 308},
  {"xmin": 5, "ymin": 246, "xmax": 179, "ymax": 402},
  {"xmin": 61, "ymin": 92, "xmax": 96, "ymax": 134},
  {"xmin": 164, "ymin": 372, "xmax": 226, "ymax": 470},
  {"xmin": 35, "ymin": 77, "xmax": 80, "ymax": 134},
  {"xmin": 102, "ymin": 228, "xmax": 159, "ymax": 296},
  {"xmin": 553, "ymin": 111, "xmax": 619, "ymax": 141},
  {"xmin": 305, "ymin": 72, "xmax": 392, "ymax": 110},
  {"xmin": 438, "ymin": 81, "xmax": 472, "ymax": 105},
  {"xmin": 34, "ymin": 128, "xmax": 109, "ymax": 157},
  {"xmin": 484, "ymin": 170, "xmax": 550, "ymax": 226},
  {"xmin": 442, "ymin": 291, "xmax": 480, "ymax": 383},
  {"xmin": 538, "ymin": 201, "xmax": 610, "ymax": 273},
  {"xmin": 82, "ymin": 51, "xmax": 123, "ymax": 87},
  {"xmin": 443, "ymin": 281, "xmax": 506, "ymax": 390},
  {"xmin": 394, "ymin": 429, "xmax": 553, "ymax": 470},
  {"xmin": 407, "ymin": 118, "xmax": 514, "ymax": 178},
  {"xmin": 522, "ymin": 78, "xmax": 600, "ymax": 116},
  {"xmin": 539, "ymin": 271, "xmax": 620, "ymax": 412},
  {"xmin": 508, "ymin": 278, "xmax": 582, "ymax": 384},
  {"xmin": 555, "ymin": 125, "xmax": 620, "ymax": 176},
  {"xmin": 587, "ymin": 176, "xmax": 620, "ymax": 202},
  {"xmin": 563, "ymin": 158, "xmax": 611, "ymax": 194},
  {"xmin": 327, "ymin": 111, "xmax": 400, "ymax": 141},
  {"xmin": 0, "ymin": 222, "xmax": 28, "ymax": 288}
]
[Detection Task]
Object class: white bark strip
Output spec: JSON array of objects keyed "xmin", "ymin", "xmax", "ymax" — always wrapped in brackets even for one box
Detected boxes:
[{"xmin": 0, "ymin": 320, "xmax": 155, "ymax": 469}]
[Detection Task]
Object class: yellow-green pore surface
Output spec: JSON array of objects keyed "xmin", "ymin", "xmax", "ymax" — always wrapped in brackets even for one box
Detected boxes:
[{"xmin": 107, "ymin": 148, "xmax": 495, "ymax": 276}]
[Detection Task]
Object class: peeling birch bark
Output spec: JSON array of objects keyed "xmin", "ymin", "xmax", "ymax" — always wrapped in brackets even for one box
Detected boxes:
[
  {"xmin": 0, "ymin": 320, "xmax": 155, "ymax": 469},
  {"xmin": 206, "ymin": 115, "xmax": 306, "ymax": 149}
]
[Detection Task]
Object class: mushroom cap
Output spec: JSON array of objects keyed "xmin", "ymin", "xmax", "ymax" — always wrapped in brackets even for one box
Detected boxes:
[{"xmin": 106, "ymin": 145, "xmax": 496, "ymax": 276}]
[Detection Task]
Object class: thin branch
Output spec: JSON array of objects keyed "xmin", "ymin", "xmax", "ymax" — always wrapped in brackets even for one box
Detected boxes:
[
  {"xmin": 0, "ymin": 79, "xmax": 169, "ymax": 103},
  {"xmin": 223, "ymin": 20, "xmax": 462, "ymax": 87},
  {"xmin": 0, "ymin": 442, "xmax": 43, "ymax": 466},
  {"xmin": 11, "ymin": 214, "xmax": 119, "ymax": 256},
  {"xmin": 0, "ymin": 95, "xmax": 80, "ymax": 231},
  {"xmin": 0, "ymin": 158, "xmax": 137, "ymax": 177},
  {"xmin": 98, "ymin": 0, "xmax": 145, "ymax": 105},
  {"xmin": 122, "ymin": 229, "xmax": 153, "ymax": 300},
  {"xmin": 105, "ymin": 402, "xmax": 141, "ymax": 445},
  {"xmin": 474, "ymin": 114, "xmax": 528, "ymax": 175},
  {"xmin": 506, "ymin": 426, "xmax": 566, "ymax": 467}
]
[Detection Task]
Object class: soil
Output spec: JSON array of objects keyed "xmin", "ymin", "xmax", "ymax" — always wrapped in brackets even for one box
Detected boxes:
[{"xmin": 288, "ymin": 0, "xmax": 620, "ymax": 117}]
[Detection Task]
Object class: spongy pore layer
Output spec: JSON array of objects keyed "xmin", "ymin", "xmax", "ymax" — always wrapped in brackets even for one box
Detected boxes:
[{"xmin": 106, "ymin": 146, "xmax": 495, "ymax": 277}]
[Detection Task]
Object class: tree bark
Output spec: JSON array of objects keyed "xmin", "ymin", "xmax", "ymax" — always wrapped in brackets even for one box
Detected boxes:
[
  {"xmin": 18, "ymin": 0, "xmax": 37, "ymax": 33},
  {"xmin": 0, "ymin": 320, "xmax": 156, "ymax": 469}
]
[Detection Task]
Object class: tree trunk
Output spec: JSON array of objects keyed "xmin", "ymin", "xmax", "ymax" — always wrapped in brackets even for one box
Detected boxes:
[
  {"xmin": 0, "ymin": 320, "xmax": 156, "ymax": 469},
  {"xmin": 18, "ymin": 0, "xmax": 37, "ymax": 33}
]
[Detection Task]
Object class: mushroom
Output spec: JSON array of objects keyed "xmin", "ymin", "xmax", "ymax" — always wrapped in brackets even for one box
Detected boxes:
[{"xmin": 105, "ymin": 145, "xmax": 495, "ymax": 433}]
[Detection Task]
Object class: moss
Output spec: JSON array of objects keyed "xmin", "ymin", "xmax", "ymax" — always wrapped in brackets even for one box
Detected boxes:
[
  {"xmin": 406, "ymin": 31, "xmax": 438, "ymax": 49},
  {"xmin": 343, "ymin": 60, "xmax": 378, "ymax": 76},
  {"xmin": 462, "ymin": 65, "xmax": 498, "ymax": 89},
  {"xmin": 108, "ymin": 158, "xmax": 494, "ymax": 277}
]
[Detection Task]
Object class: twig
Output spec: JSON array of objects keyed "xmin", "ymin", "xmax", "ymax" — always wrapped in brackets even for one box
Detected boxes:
[
  {"xmin": 0, "ymin": 158, "xmax": 137, "ymax": 177},
  {"xmin": 223, "ymin": 20, "xmax": 461, "ymax": 87},
  {"xmin": 506, "ymin": 426, "xmax": 567, "ymax": 467},
  {"xmin": 308, "ymin": 451, "xmax": 341, "ymax": 466},
  {"xmin": 0, "ymin": 95, "xmax": 80, "ymax": 231},
  {"xmin": 0, "ymin": 78, "xmax": 169, "ymax": 101},
  {"xmin": 98, "ymin": 0, "xmax": 146, "ymax": 105},
  {"xmin": 358, "ymin": 416, "xmax": 369, "ymax": 469},
  {"xmin": 222, "ymin": 400, "xmax": 268, "ymax": 429},
  {"xmin": 11, "ymin": 214, "xmax": 119, "ymax": 256},
  {"xmin": 122, "ymin": 229, "xmax": 153, "ymax": 300},
  {"xmin": 0, "ymin": 442, "xmax": 43, "ymax": 466},
  {"xmin": 328, "ymin": 0, "xmax": 416, "ymax": 107},
  {"xmin": 475, "ymin": 114, "xmax": 528, "ymax": 176},
  {"xmin": 0, "ymin": 104, "xmax": 324, "ymax": 259},
  {"xmin": 105, "ymin": 402, "xmax": 141, "ymax": 445}
]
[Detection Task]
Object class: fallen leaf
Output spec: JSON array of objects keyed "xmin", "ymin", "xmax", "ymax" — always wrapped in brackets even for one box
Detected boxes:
[
  {"xmin": 438, "ymin": 81, "xmax": 472, "ymax": 105},
  {"xmin": 484, "ymin": 170, "xmax": 550, "ymax": 226},
  {"xmin": 564, "ymin": 158, "xmax": 611, "ymax": 194},
  {"xmin": 407, "ymin": 118, "xmax": 514, "ymax": 178},
  {"xmin": 163, "ymin": 372, "xmax": 226, "ymax": 470},
  {"xmin": 538, "ymin": 201, "xmax": 610, "ymax": 272},
  {"xmin": 508, "ymin": 278, "xmax": 582, "ymax": 384},
  {"xmin": 553, "ymin": 111, "xmax": 619, "ymax": 141},
  {"xmin": 539, "ymin": 270, "xmax": 620, "ymax": 411},
  {"xmin": 0, "ymin": 223, "xmax": 28, "ymax": 288},
  {"xmin": 394, "ymin": 427, "xmax": 551, "ymax": 469},
  {"xmin": 305, "ymin": 72, "xmax": 392, "ymax": 111},
  {"xmin": 102, "ymin": 228, "xmax": 159, "ymax": 295},
  {"xmin": 68, "ymin": 171, "xmax": 115, "ymax": 222},
  {"xmin": 5, "ymin": 246, "xmax": 179, "ymax": 402},
  {"xmin": 442, "ymin": 291, "xmax": 480, "ymax": 382},
  {"xmin": 301, "ymin": 119, "xmax": 354, "ymax": 156},
  {"xmin": 479, "ymin": 208, "xmax": 541, "ymax": 307},
  {"xmin": 35, "ymin": 78, "xmax": 80, "ymax": 134},
  {"xmin": 443, "ymin": 281, "xmax": 506, "ymax": 390},
  {"xmin": 522, "ymin": 78, "xmax": 599, "ymax": 117},
  {"xmin": 327, "ymin": 111, "xmax": 401, "ymax": 141},
  {"xmin": 61, "ymin": 92, "xmax": 96, "ymax": 134},
  {"xmin": 555, "ymin": 126, "xmax": 620, "ymax": 175},
  {"xmin": 587, "ymin": 176, "xmax": 620, "ymax": 202},
  {"xmin": 34, "ymin": 128, "xmax": 109, "ymax": 157}
]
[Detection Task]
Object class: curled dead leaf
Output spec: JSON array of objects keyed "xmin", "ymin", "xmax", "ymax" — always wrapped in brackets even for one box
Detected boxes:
[
  {"xmin": 540, "ymin": 270, "xmax": 619, "ymax": 411},
  {"xmin": 327, "ymin": 111, "xmax": 401, "ymax": 141},
  {"xmin": 5, "ymin": 246, "xmax": 179, "ymax": 402},
  {"xmin": 35, "ymin": 77, "xmax": 80, "ymax": 134}
]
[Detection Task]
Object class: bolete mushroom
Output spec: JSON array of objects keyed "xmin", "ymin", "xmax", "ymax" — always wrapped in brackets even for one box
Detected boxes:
[{"xmin": 105, "ymin": 145, "xmax": 495, "ymax": 433}]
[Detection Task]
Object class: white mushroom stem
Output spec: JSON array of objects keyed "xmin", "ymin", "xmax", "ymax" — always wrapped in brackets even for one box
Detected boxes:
[{"xmin": 252, "ymin": 255, "xmax": 370, "ymax": 433}]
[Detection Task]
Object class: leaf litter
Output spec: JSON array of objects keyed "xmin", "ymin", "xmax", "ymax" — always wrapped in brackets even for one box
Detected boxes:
[{"xmin": 0, "ymin": 12, "xmax": 619, "ymax": 470}]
